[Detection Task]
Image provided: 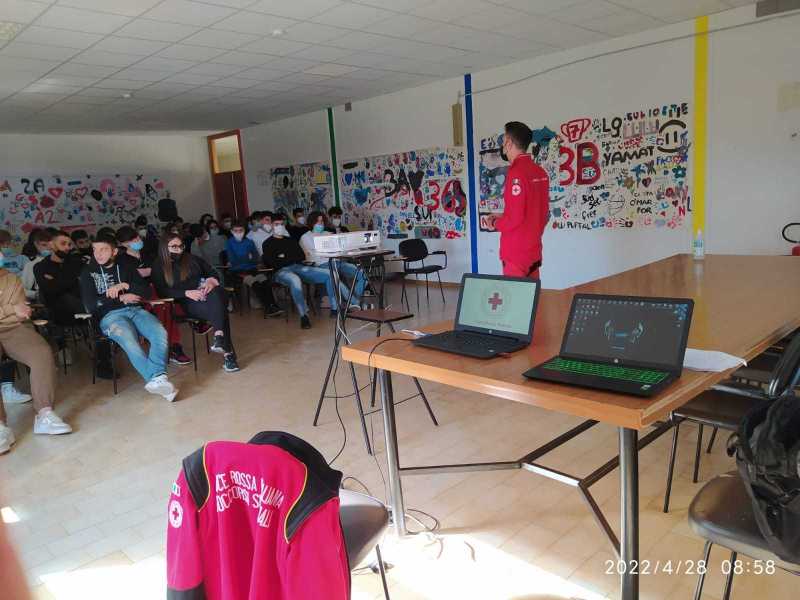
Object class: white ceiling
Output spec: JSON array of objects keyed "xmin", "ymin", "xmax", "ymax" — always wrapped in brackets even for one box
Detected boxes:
[{"xmin": 0, "ymin": 0, "xmax": 753, "ymax": 133}]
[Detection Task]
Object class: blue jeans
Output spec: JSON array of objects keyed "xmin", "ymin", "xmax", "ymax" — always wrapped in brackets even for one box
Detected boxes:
[
  {"xmin": 101, "ymin": 307, "xmax": 168, "ymax": 382},
  {"xmin": 274, "ymin": 264, "xmax": 351, "ymax": 316},
  {"xmin": 334, "ymin": 261, "xmax": 367, "ymax": 302}
]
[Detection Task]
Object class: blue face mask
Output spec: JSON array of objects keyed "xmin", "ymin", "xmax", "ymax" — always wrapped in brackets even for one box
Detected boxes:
[
  {"xmin": 130, "ymin": 240, "xmax": 144, "ymax": 251},
  {"xmin": 312, "ymin": 224, "xmax": 325, "ymax": 234},
  {"xmin": 39, "ymin": 249, "xmax": 51, "ymax": 258},
  {"xmin": 0, "ymin": 247, "xmax": 15, "ymax": 257}
]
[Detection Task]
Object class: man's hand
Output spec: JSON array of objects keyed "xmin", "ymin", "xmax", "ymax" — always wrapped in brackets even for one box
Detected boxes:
[
  {"xmin": 119, "ymin": 293, "xmax": 141, "ymax": 305},
  {"xmin": 106, "ymin": 283, "xmax": 129, "ymax": 299},
  {"xmin": 185, "ymin": 289, "xmax": 206, "ymax": 302},
  {"xmin": 13, "ymin": 304, "xmax": 32, "ymax": 320},
  {"xmin": 201, "ymin": 277, "xmax": 219, "ymax": 294}
]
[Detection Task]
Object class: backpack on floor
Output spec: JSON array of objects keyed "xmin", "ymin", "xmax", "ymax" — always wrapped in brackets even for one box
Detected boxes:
[{"xmin": 728, "ymin": 392, "xmax": 800, "ymax": 563}]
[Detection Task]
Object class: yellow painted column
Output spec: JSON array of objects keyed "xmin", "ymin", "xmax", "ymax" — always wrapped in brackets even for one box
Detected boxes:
[{"xmin": 692, "ymin": 16, "xmax": 709, "ymax": 239}]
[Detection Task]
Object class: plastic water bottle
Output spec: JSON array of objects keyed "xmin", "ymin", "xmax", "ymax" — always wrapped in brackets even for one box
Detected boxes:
[{"xmin": 693, "ymin": 229, "xmax": 705, "ymax": 260}]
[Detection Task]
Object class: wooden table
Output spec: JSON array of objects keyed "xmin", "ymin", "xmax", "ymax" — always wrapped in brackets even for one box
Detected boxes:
[{"xmin": 341, "ymin": 254, "xmax": 800, "ymax": 600}]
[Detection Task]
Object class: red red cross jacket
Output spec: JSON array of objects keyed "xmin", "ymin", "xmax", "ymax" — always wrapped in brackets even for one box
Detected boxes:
[
  {"xmin": 495, "ymin": 154, "xmax": 550, "ymax": 272},
  {"xmin": 166, "ymin": 431, "xmax": 350, "ymax": 600}
]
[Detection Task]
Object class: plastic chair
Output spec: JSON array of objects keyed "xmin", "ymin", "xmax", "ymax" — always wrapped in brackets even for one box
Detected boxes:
[
  {"xmin": 340, "ymin": 489, "xmax": 391, "ymax": 599},
  {"xmin": 398, "ymin": 239, "xmax": 447, "ymax": 310}
]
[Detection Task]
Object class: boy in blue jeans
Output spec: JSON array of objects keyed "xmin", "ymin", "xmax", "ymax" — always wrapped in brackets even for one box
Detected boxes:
[
  {"xmin": 262, "ymin": 214, "xmax": 355, "ymax": 329},
  {"xmin": 79, "ymin": 234, "xmax": 178, "ymax": 402},
  {"xmin": 225, "ymin": 221, "xmax": 281, "ymax": 315}
]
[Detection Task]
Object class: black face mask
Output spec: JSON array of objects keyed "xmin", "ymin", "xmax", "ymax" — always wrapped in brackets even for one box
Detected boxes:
[
  {"xmin": 169, "ymin": 252, "xmax": 183, "ymax": 262},
  {"xmin": 55, "ymin": 249, "xmax": 71, "ymax": 260},
  {"xmin": 79, "ymin": 247, "xmax": 92, "ymax": 256}
]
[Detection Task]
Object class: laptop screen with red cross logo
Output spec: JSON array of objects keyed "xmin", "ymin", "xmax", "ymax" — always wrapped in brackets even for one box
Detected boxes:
[{"xmin": 455, "ymin": 274, "xmax": 540, "ymax": 340}]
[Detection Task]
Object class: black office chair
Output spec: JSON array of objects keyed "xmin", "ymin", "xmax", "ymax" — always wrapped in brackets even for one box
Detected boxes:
[
  {"xmin": 689, "ymin": 472, "xmax": 800, "ymax": 599},
  {"xmin": 398, "ymin": 239, "xmax": 447, "ymax": 310},
  {"xmin": 662, "ymin": 333, "xmax": 800, "ymax": 512}
]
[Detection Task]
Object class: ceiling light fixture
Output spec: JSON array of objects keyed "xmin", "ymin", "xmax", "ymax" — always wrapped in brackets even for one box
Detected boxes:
[
  {"xmin": 121, "ymin": 93, "xmax": 132, "ymax": 99},
  {"xmin": 271, "ymin": 28, "xmax": 285, "ymax": 37},
  {"xmin": 0, "ymin": 21, "xmax": 24, "ymax": 40}
]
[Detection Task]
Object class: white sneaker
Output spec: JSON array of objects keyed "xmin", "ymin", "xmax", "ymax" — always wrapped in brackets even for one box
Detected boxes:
[
  {"xmin": 0, "ymin": 424, "xmax": 14, "ymax": 454},
  {"xmin": 33, "ymin": 409, "xmax": 72, "ymax": 435},
  {"xmin": 145, "ymin": 374, "xmax": 178, "ymax": 402},
  {"xmin": 1, "ymin": 383, "xmax": 32, "ymax": 404}
]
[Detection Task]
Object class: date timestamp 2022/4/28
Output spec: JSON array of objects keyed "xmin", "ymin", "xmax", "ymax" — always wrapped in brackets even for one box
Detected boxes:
[{"xmin": 605, "ymin": 559, "xmax": 777, "ymax": 576}]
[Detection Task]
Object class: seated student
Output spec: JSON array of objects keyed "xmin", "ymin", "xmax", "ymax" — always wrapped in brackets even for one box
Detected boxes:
[
  {"xmin": 0, "ymin": 267, "xmax": 71, "ymax": 454},
  {"xmin": 219, "ymin": 213, "xmax": 233, "ymax": 238},
  {"xmin": 199, "ymin": 213, "xmax": 214, "ymax": 229},
  {"xmin": 225, "ymin": 221, "xmax": 282, "ymax": 316},
  {"xmin": 135, "ymin": 215, "xmax": 160, "ymax": 265},
  {"xmin": 118, "ymin": 226, "xmax": 192, "ymax": 366},
  {"xmin": 326, "ymin": 206, "xmax": 349, "ymax": 233},
  {"xmin": 300, "ymin": 211, "xmax": 366, "ymax": 303},
  {"xmin": 152, "ymin": 233, "xmax": 240, "ymax": 373},
  {"xmin": 288, "ymin": 207, "xmax": 309, "ymax": 241},
  {"xmin": 0, "ymin": 230, "xmax": 29, "ymax": 277},
  {"xmin": 247, "ymin": 211, "xmax": 273, "ymax": 256},
  {"xmin": 197, "ymin": 220, "xmax": 226, "ymax": 267},
  {"xmin": 34, "ymin": 230, "xmax": 88, "ymax": 364},
  {"xmin": 21, "ymin": 229, "xmax": 51, "ymax": 300},
  {"xmin": 263, "ymin": 214, "xmax": 355, "ymax": 329},
  {"xmin": 70, "ymin": 229, "xmax": 92, "ymax": 261},
  {"xmin": 80, "ymin": 234, "xmax": 178, "ymax": 401}
]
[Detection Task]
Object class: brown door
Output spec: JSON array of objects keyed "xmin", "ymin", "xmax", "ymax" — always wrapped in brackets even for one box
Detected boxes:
[{"xmin": 208, "ymin": 130, "xmax": 249, "ymax": 221}]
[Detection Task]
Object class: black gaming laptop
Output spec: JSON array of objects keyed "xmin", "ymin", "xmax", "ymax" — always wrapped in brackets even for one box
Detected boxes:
[
  {"xmin": 413, "ymin": 273, "xmax": 540, "ymax": 359},
  {"xmin": 524, "ymin": 294, "xmax": 693, "ymax": 397}
]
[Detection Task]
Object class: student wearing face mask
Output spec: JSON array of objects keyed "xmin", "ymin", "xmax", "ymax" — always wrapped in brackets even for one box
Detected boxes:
[
  {"xmin": 263, "ymin": 215, "xmax": 355, "ymax": 328},
  {"xmin": 135, "ymin": 215, "xmax": 159, "ymax": 264},
  {"xmin": 81, "ymin": 234, "xmax": 179, "ymax": 400},
  {"xmin": 116, "ymin": 226, "xmax": 192, "ymax": 366},
  {"xmin": 199, "ymin": 220, "xmax": 226, "ymax": 267},
  {"xmin": 300, "ymin": 212, "xmax": 367, "ymax": 308},
  {"xmin": 246, "ymin": 211, "xmax": 273, "ymax": 256},
  {"xmin": 326, "ymin": 206, "xmax": 349, "ymax": 234},
  {"xmin": 224, "ymin": 221, "xmax": 282, "ymax": 316},
  {"xmin": 69, "ymin": 230, "xmax": 92, "ymax": 261},
  {"xmin": 288, "ymin": 207, "xmax": 309, "ymax": 242},
  {"xmin": 152, "ymin": 233, "xmax": 239, "ymax": 373},
  {"xmin": 21, "ymin": 229, "xmax": 51, "ymax": 301},
  {"xmin": 219, "ymin": 213, "xmax": 234, "ymax": 238},
  {"xmin": 0, "ymin": 230, "xmax": 29, "ymax": 276}
]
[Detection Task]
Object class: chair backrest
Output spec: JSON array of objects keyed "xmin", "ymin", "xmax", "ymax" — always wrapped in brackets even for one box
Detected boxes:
[
  {"xmin": 399, "ymin": 238, "xmax": 429, "ymax": 262},
  {"xmin": 767, "ymin": 332, "xmax": 800, "ymax": 398}
]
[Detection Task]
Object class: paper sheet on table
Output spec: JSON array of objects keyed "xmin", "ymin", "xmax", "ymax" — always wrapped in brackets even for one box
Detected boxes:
[{"xmin": 683, "ymin": 348, "xmax": 747, "ymax": 372}]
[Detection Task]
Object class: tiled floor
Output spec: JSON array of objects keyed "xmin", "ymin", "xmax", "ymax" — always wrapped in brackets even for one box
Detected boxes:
[{"xmin": 0, "ymin": 283, "xmax": 796, "ymax": 599}]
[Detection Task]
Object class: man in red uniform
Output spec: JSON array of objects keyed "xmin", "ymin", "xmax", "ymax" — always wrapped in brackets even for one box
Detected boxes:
[{"xmin": 495, "ymin": 121, "xmax": 550, "ymax": 279}]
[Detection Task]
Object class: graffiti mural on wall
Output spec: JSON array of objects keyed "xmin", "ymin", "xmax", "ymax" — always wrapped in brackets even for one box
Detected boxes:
[
  {"xmin": 478, "ymin": 102, "xmax": 691, "ymax": 232},
  {"xmin": 270, "ymin": 162, "xmax": 332, "ymax": 216},
  {"xmin": 0, "ymin": 174, "xmax": 166, "ymax": 245},
  {"xmin": 339, "ymin": 147, "xmax": 466, "ymax": 239}
]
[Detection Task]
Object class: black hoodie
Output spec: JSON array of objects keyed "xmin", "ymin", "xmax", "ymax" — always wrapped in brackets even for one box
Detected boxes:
[{"xmin": 79, "ymin": 255, "xmax": 151, "ymax": 321}]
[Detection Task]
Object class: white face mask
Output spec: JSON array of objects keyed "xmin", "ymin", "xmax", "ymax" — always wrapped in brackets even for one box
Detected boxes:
[
  {"xmin": 273, "ymin": 224, "xmax": 288, "ymax": 237},
  {"xmin": 262, "ymin": 223, "xmax": 273, "ymax": 233},
  {"xmin": 332, "ymin": 218, "xmax": 342, "ymax": 227},
  {"xmin": 296, "ymin": 216, "xmax": 306, "ymax": 225},
  {"xmin": 233, "ymin": 232, "xmax": 244, "ymax": 241},
  {"xmin": 138, "ymin": 228, "xmax": 148, "ymax": 238}
]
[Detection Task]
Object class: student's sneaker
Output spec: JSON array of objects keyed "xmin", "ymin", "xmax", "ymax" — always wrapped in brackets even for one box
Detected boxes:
[
  {"xmin": 0, "ymin": 424, "xmax": 15, "ymax": 454},
  {"xmin": 264, "ymin": 304, "xmax": 284, "ymax": 318},
  {"xmin": 169, "ymin": 345, "xmax": 192, "ymax": 365},
  {"xmin": 33, "ymin": 409, "xmax": 72, "ymax": 435},
  {"xmin": 223, "ymin": 353, "xmax": 240, "ymax": 373},
  {"xmin": 1, "ymin": 383, "xmax": 32, "ymax": 404},
  {"xmin": 145, "ymin": 374, "xmax": 178, "ymax": 402},
  {"xmin": 209, "ymin": 334, "xmax": 226, "ymax": 354},
  {"xmin": 300, "ymin": 315, "xmax": 312, "ymax": 329}
]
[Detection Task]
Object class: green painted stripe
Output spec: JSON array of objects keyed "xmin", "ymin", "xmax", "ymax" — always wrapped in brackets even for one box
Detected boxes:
[{"xmin": 326, "ymin": 107, "xmax": 340, "ymax": 207}]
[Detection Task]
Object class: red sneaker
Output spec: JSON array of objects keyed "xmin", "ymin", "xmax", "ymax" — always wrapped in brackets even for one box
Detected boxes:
[{"xmin": 169, "ymin": 348, "xmax": 192, "ymax": 366}]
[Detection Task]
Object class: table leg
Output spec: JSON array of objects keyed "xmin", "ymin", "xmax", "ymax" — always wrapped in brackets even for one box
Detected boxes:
[
  {"xmin": 619, "ymin": 427, "xmax": 639, "ymax": 600},
  {"xmin": 378, "ymin": 368, "xmax": 407, "ymax": 536}
]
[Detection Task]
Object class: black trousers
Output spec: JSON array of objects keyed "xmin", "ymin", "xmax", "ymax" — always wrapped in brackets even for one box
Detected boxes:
[
  {"xmin": 1, "ymin": 360, "xmax": 15, "ymax": 384},
  {"xmin": 181, "ymin": 287, "xmax": 234, "ymax": 354},
  {"xmin": 47, "ymin": 293, "xmax": 111, "ymax": 364}
]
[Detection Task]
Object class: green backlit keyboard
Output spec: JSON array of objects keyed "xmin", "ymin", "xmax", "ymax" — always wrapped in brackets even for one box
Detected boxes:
[{"xmin": 542, "ymin": 357, "xmax": 668, "ymax": 384}]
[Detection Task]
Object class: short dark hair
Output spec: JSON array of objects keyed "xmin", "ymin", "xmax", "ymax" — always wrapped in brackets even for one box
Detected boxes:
[
  {"xmin": 94, "ymin": 233, "xmax": 117, "ymax": 248},
  {"xmin": 134, "ymin": 215, "xmax": 148, "ymax": 227},
  {"xmin": 70, "ymin": 229, "xmax": 89, "ymax": 242},
  {"xmin": 263, "ymin": 210, "xmax": 274, "ymax": 219},
  {"xmin": 95, "ymin": 227, "xmax": 116, "ymax": 241},
  {"xmin": 328, "ymin": 206, "xmax": 342, "ymax": 217},
  {"xmin": 292, "ymin": 207, "xmax": 304, "ymax": 216},
  {"xmin": 190, "ymin": 223, "xmax": 205, "ymax": 239},
  {"xmin": 307, "ymin": 210, "xmax": 325, "ymax": 227},
  {"xmin": 51, "ymin": 229, "xmax": 71, "ymax": 240},
  {"xmin": 231, "ymin": 219, "xmax": 247, "ymax": 230},
  {"xmin": 504, "ymin": 121, "xmax": 532, "ymax": 152},
  {"xmin": 32, "ymin": 229, "xmax": 52, "ymax": 243},
  {"xmin": 272, "ymin": 212, "xmax": 286, "ymax": 222},
  {"xmin": 116, "ymin": 225, "xmax": 138, "ymax": 244}
]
